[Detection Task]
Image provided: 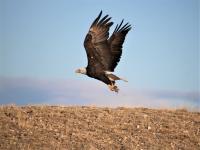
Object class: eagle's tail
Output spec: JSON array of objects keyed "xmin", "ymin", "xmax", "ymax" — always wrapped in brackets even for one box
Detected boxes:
[
  {"xmin": 105, "ymin": 71, "xmax": 128, "ymax": 82},
  {"xmin": 119, "ymin": 77, "xmax": 128, "ymax": 82}
]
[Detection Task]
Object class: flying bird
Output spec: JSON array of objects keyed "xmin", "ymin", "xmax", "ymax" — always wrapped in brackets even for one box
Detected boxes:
[{"xmin": 75, "ymin": 11, "xmax": 131, "ymax": 92}]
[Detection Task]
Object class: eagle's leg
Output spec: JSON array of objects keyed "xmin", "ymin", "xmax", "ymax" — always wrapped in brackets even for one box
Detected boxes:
[
  {"xmin": 108, "ymin": 83, "xmax": 119, "ymax": 93},
  {"xmin": 113, "ymin": 85, "xmax": 119, "ymax": 93},
  {"xmin": 108, "ymin": 84, "xmax": 114, "ymax": 91}
]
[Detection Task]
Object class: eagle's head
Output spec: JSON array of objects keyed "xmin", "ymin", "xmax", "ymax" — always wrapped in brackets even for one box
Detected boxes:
[{"xmin": 75, "ymin": 67, "xmax": 87, "ymax": 75}]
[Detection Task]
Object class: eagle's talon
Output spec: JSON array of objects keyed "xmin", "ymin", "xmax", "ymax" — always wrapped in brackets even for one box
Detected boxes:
[
  {"xmin": 108, "ymin": 84, "xmax": 119, "ymax": 93},
  {"xmin": 113, "ymin": 86, "xmax": 119, "ymax": 93}
]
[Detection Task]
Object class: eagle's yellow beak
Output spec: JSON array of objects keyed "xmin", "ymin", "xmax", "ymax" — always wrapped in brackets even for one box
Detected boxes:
[{"xmin": 75, "ymin": 69, "xmax": 80, "ymax": 73}]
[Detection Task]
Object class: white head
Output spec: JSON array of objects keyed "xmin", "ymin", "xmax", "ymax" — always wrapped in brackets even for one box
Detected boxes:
[{"xmin": 75, "ymin": 67, "xmax": 87, "ymax": 75}]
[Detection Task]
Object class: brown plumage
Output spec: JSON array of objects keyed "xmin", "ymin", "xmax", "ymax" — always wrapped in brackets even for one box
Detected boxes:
[{"xmin": 76, "ymin": 11, "xmax": 131, "ymax": 92}]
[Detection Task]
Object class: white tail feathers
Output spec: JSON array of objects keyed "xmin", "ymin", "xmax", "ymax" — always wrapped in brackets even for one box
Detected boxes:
[
  {"xmin": 120, "ymin": 77, "xmax": 128, "ymax": 82},
  {"xmin": 105, "ymin": 71, "xmax": 128, "ymax": 82}
]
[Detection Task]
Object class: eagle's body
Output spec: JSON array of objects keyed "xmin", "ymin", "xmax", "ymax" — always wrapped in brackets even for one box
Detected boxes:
[{"xmin": 75, "ymin": 11, "xmax": 131, "ymax": 92}]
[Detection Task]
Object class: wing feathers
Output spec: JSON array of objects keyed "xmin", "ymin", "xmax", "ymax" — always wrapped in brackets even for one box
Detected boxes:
[
  {"xmin": 98, "ymin": 15, "xmax": 109, "ymax": 25},
  {"xmin": 108, "ymin": 20, "xmax": 132, "ymax": 71},
  {"xmin": 115, "ymin": 19, "xmax": 124, "ymax": 32},
  {"xmin": 84, "ymin": 11, "xmax": 114, "ymax": 70},
  {"xmin": 119, "ymin": 23, "xmax": 131, "ymax": 32},
  {"xmin": 90, "ymin": 11, "xmax": 102, "ymax": 27},
  {"xmin": 84, "ymin": 11, "xmax": 131, "ymax": 72}
]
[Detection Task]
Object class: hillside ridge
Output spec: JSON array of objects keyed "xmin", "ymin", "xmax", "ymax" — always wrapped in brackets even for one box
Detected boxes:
[{"xmin": 0, "ymin": 105, "xmax": 199, "ymax": 149}]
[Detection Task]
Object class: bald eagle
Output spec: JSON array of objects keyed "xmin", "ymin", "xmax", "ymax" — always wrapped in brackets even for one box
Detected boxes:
[{"xmin": 75, "ymin": 11, "xmax": 131, "ymax": 92}]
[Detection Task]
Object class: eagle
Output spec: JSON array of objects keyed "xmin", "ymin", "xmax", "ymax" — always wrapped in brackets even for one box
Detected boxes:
[{"xmin": 75, "ymin": 11, "xmax": 131, "ymax": 92}]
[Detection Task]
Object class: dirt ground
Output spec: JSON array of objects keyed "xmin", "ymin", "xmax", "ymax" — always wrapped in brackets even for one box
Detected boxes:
[{"xmin": 0, "ymin": 105, "xmax": 199, "ymax": 150}]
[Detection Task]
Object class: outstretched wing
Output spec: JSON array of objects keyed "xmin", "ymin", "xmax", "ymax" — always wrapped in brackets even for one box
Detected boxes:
[
  {"xmin": 84, "ymin": 11, "xmax": 113, "ymax": 71},
  {"xmin": 108, "ymin": 20, "xmax": 131, "ymax": 71}
]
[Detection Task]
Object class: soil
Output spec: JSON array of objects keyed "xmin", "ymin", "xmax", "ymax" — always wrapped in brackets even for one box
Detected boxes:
[{"xmin": 0, "ymin": 105, "xmax": 199, "ymax": 150}]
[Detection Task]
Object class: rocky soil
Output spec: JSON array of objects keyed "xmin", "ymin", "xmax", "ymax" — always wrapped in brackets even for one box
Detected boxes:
[{"xmin": 0, "ymin": 105, "xmax": 200, "ymax": 150}]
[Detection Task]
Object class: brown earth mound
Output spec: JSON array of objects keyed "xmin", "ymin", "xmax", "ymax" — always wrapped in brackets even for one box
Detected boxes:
[{"xmin": 0, "ymin": 105, "xmax": 199, "ymax": 150}]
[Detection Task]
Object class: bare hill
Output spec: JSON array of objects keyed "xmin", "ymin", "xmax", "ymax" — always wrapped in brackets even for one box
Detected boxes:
[{"xmin": 0, "ymin": 105, "xmax": 199, "ymax": 150}]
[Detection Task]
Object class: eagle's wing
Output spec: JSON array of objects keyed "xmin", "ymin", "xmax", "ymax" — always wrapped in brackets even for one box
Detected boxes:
[
  {"xmin": 108, "ymin": 20, "xmax": 131, "ymax": 71},
  {"xmin": 84, "ymin": 11, "xmax": 113, "ymax": 71}
]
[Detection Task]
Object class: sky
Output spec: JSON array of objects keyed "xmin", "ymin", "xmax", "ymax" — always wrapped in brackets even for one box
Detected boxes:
[{"xmin": 0, "ymin": 0, "xmax": 199, "ymax": 110}]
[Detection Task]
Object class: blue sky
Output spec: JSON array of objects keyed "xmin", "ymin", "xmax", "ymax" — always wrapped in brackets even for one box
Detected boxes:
[{"xmin": 0, "ymin": 0, "xmax": 199, "ymax": 109}]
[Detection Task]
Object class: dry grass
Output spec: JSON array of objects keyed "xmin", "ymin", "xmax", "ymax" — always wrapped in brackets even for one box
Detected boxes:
[{"xmin": 0, "ymin": 105, "xmax": 200, "ymax": 150}]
